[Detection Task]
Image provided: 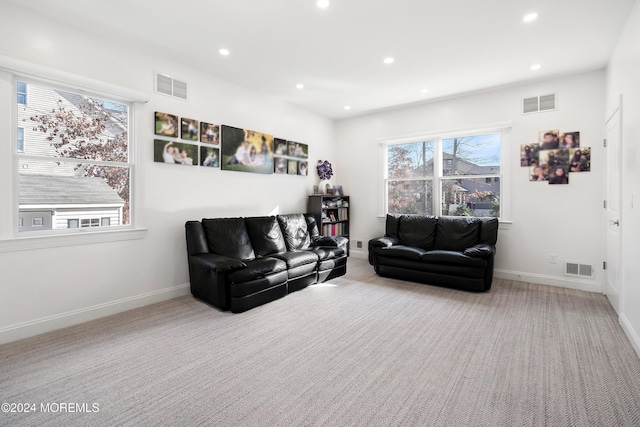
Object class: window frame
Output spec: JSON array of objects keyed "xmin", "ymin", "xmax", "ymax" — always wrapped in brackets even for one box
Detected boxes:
[
  {"xmin": 14, "ymin": 77, "xmax": 133, "ymax": 236},
  {"xmin": 0, "ymin": 57, "xmax": 149, "ymax": 251},
  {"xmin": 17, "ymin": 81, "xmax": 27, "ymax": 105},
  {"xmin": 380, "ymin": 124, "xmax": 511, "ymax": 222},
  {"xmin": 17, "ymin": 126, "xmax": 24, "ymax": 153}
]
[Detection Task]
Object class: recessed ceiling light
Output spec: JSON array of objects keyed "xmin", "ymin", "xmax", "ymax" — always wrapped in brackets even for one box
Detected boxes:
[
  {"xmin": 317, "ymin": 0, "xmax": 330, "ymax": 9},
  {"xmin": 219, "ymin": 48, "xmax": 230, "ymax": 56},
  {"xmin": 344, "ymin": 105, "xmax": 351, "ymax": 110},
  {"xmin": 523, "ymin": 12, "xmax": 538, "ymax": 22},
  {"xmin": 296, "ymin": 83, "xmax": 304, "ymax": 89},
  {"xmin": 384, "ymin": 57, "xmax": 395, "ymax": 64},
  {"xmin": 531, "ymin": 64, "xmax": 542, "ymax": 71},
  {"xmin": 420, "ymin": 89, "xmax": 429, "ymax": 94}
]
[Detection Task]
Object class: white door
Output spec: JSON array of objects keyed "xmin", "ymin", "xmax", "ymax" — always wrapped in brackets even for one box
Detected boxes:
[{"xmin": 605, "ymin": 106, "xmax": 622, "ymax": 314}]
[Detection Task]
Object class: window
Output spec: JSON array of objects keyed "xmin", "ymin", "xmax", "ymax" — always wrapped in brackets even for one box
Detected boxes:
[
  {"xmin": 81, "ymin": 218, "xmax": 100, "ymax": 228},
  {"xmin": 16, "ymin": 80, "xmax": 131, "ymax": 234},
  {"xmin": 17, "ymin": 127, "xmax": 24, "ymax": 152},
  {"xmin": 386, "ymin": 141, "xmax": 434, "ymax": 215},
  {"xmin": 17, "ymin": 82, "xmax": 27, "ymax": 104},
  {"xmin": 384, "ymin": 131, "xmax": 504, "ymax": 219}
]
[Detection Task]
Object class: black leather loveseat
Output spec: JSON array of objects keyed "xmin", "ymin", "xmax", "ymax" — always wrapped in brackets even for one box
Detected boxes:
[
  {"xmin": 369, "ymin": 215, "xmax": 498, "ymax": 292},
  {"xmin": 185, "ymin": 214, "xmax": 347, "ymax": 313}
]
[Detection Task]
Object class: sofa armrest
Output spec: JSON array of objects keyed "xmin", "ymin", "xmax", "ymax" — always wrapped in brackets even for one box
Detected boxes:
[
  {"xmin": 311, "ymin": 236, "xmax": 348, "ymax": 248},
  {"xmin": 463, "ymin": 244, "xmax": 496, "ymax": 258},
  {"xmin": 369, "ymin": 236, "xmax": 399, "ymax": 248},
  {"xmin": 189, "ymin": 253, "xmax": 247, "ymax": 272},
  {"xmin": 368, "ymin": 236, "xmax": 399, "ymax": 265}
]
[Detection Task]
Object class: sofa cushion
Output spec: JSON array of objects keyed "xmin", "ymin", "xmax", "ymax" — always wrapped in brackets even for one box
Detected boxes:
[
  {"xmin": 377, "ymin": 256, "xmax": 486, "ymax": 278},
  {"xmin": 305, "ymin": 214, "xmax": 321, "ymax": 238},
  {"xmin": 385, "ymin": 214, "xmax": 401, "ymax": 238},
  {"xmin": 420, "ymin": 250, "xmax": 487, "ymax": 267},
  {"xmin": 308, "ymin": 246, "xmax": 345, "ymax": 260},
  {"xmin": 397, "ymin": 215, "xmax": 437, "ymax": 250},
  {"xmin": 479, "ymin": 217, "xmax": 499, "ymax": 245},
  {"xmin": 434, "ymin": 217, "xmax": 481, "ymax": 251},
  {"xmin": 277, "ymin": 214, "xmax": 311, "ymax": 250},
  {"xmin": 380, "ymin": 245, "xmax": 428, "ymax": 261},
  {"xmin": 202, "ymin": 218, "xmax": 255, "ymax": 260},
  {"xmin": 245, "ymin": 216, "xmax": 287, "ymax": 257},
  {"xmin": 271, "ymin": 250, "xmax": 319, "ymax": 268},
  {"xmin": 228, "ymin": 258, "xmax": 287, "ymax": 284}
]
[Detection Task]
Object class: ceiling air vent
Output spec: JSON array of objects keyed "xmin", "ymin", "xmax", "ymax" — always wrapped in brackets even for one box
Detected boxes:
[
  {"xmin": 523, "ymin": 93, "xmax": 556, "ymax": 114},
  {"xmin": 155, "ymin": 72, "xmax": 188, "ymax": 100},
  {"xmin": 565, "ymin": 262, "xmax": 594, "ymax": 278}
]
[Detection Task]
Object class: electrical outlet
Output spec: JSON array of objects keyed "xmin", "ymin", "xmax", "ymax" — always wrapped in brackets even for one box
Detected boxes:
[
  {"xmin": 549, "ymin": 253, "xmax": 558, "ymax": 264},
  {"xmin": 356, "ymin": 240, "xmax": 363, "ymax": 249}
]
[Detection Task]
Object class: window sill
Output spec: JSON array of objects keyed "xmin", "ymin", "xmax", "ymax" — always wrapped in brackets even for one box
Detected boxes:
[{"xmin": 0, "ymin": 228, "xmax": 147, "ymax": 253}]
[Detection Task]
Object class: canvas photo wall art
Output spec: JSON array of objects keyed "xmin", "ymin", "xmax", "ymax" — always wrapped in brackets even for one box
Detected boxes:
[
  {"xmin": 221, "ymin": 125, "xmax": 274, "ymax": 175},
  {"xmin": 288, "ymin": 160, "xmax": 298, "ymax": 175},
  {"xmin": 200, "ymin": 146, "xmax": 219, "ymax": 168},
  {"xmin": 154, "ymin": 139, "xmax": 198, "ymax": 166},
  {"xmin": 298, "ymin": 161, "xmax": 308, "ymax": 176},
  {"xmin": 569, "ymin": 147, "xmax": 590, "ymax": 172},
  {"xmin": 274, "ymin": 157, "xmax": 287, "ymax": 174},
  {"xmin": 522, "ymin": 129, "xmax": 589, "ymax": 185},
  {"xmin": 287, "ymin": 141, "xmax": 309, "ymax": 158},
  {"xmin": 155, "ymin": 112, "xmax": 178, "ymax": 138},
  {"xmin": 200, "ymin": 122, "xmax": 219, "ymax": 144},
  {"xmin": 181, "ymin": 118, "xmax": 199, "ymax": 141}
]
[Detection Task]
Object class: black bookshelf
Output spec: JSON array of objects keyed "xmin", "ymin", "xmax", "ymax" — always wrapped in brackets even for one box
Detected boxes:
[{"xmin": 307, "ymin": 195, "xmax": 350, "ymax": 255}]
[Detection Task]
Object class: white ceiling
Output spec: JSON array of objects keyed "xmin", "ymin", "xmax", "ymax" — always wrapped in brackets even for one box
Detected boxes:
[{"xmin": 6, "ymin": 0, "xmax": 636, "ymax": 119}]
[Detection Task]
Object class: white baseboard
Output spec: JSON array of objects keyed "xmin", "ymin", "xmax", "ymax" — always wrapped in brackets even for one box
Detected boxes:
[
  {"xmin": 495, "ymin": 269, "xmax": 602, "ymax": 293},
  {"xmin": 619, "ymin": 314, "xmax": 640, "ymax": 360},
  {"xmin": 349, "ymin": 250, "xmax": 367, "ymax": 260},
  {"xmin": 0, "ymin": 283, "xmax": 191, "ymax": 345}
]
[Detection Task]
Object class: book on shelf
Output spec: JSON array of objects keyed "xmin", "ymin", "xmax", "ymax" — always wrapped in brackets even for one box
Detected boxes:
[{"xmin": 322, "ymin": 223, "xmax": 346, "ymax": 236}]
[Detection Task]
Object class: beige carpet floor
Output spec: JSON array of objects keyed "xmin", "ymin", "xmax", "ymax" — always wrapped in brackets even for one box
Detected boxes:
[{"xmin": 1, "ymin": 258, "xmax": 639, "ymax": 426}]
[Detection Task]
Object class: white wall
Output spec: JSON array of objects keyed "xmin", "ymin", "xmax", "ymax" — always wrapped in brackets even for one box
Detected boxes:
[
  {"xmin": 0, "ymin": 3, "xmax": 337, "ymax": 343},
  {"xmin": 336, "ymin": 70, "xmax": 606, "ymax": 292},
  {"xmin": 607, "ymin": 0, "xmax": 640, "ymax": 357}
]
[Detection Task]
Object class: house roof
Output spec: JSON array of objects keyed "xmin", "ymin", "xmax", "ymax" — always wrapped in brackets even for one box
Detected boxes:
[
  {"xmin": 19, "ymin": 174, "xmax": 124, "ymax": 206},
  {"xmin": 441, "ymin": 153, "xmax": 500, "ymax": 175}
]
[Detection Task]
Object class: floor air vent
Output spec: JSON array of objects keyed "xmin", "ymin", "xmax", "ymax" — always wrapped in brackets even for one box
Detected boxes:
[
  {"xmin": 565, "ymin": 262, "xmax": 593, "ymax": 278},
  {"xmin": 523, "ymin": 93, "xmax": 556, "ymax": 114},
  {"xmin": 155, "ymin": 72, "xmax": 188, "ymax": 100}
]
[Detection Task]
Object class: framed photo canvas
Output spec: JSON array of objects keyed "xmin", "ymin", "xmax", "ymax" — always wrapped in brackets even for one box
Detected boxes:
[
  {"xmin": 221, "ymin": 125, "xmax": 274, "ymax": 175},
  {"xmin": 200, "ymin": 122, "xmax": 219, "ymax": 144},
  {"xmin": 288, "ymin": 160, "xmax": 298, "ymax": 175},
  {"xmin": 181, "ymin": 118, "xmax": 199, "ymax": 141},
  {"xmin": 154, "ymin": 139, "xmax": 198, "ymax": 166},
  {"xmin": 287, "ymin": 141, "xmax": 308, "ymax": 158},
  {"xmin": 274, "ymin": 157, "xmax": 287, "ymax": 174},
  {"xmin": 155, "ymin": 112, "xmax": 178, "ymax": 138},
  {"xmin": 200, "ymin": 146, "xmax": 219, "ymax": 168}
]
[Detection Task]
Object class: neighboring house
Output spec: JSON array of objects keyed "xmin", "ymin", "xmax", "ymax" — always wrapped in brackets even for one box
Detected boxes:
[
  {"xmin": 19, "ymin": 175, "xmax": 124, "ymax": 232},
  {"xmin": 424, "ymin": 153, "xmax": 500, "ymax": 216},
  {"xmin": 17, "ymin": 84, "xmax": 126, "ymax": 231}
]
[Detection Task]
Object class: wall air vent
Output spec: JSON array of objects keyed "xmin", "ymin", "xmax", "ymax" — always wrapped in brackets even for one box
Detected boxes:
[
  {"xmin": 523, "ymin": 93, "xmax": 556, "ymax": 114},
  {"xmin": 155, "ymin": 72, "xmax": 188, "ymax": 100},
  {"xmin": 565, "ymin": 262, "xmax": 594, "ymax": 278}
]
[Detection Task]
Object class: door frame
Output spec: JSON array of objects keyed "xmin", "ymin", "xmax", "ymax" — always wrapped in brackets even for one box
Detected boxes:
[{"xmin": 604, "ymin": 95, "xmax": 623, "ymax": 312}]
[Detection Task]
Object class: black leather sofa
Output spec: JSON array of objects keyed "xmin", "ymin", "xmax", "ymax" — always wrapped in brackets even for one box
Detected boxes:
[
  {"xmin": 185, "ymin": 214, "xmax": 347, "ymax": 313},
  {"xmin": 369, "ymin": 215, "xmax": 498, "ymax": 292}
]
